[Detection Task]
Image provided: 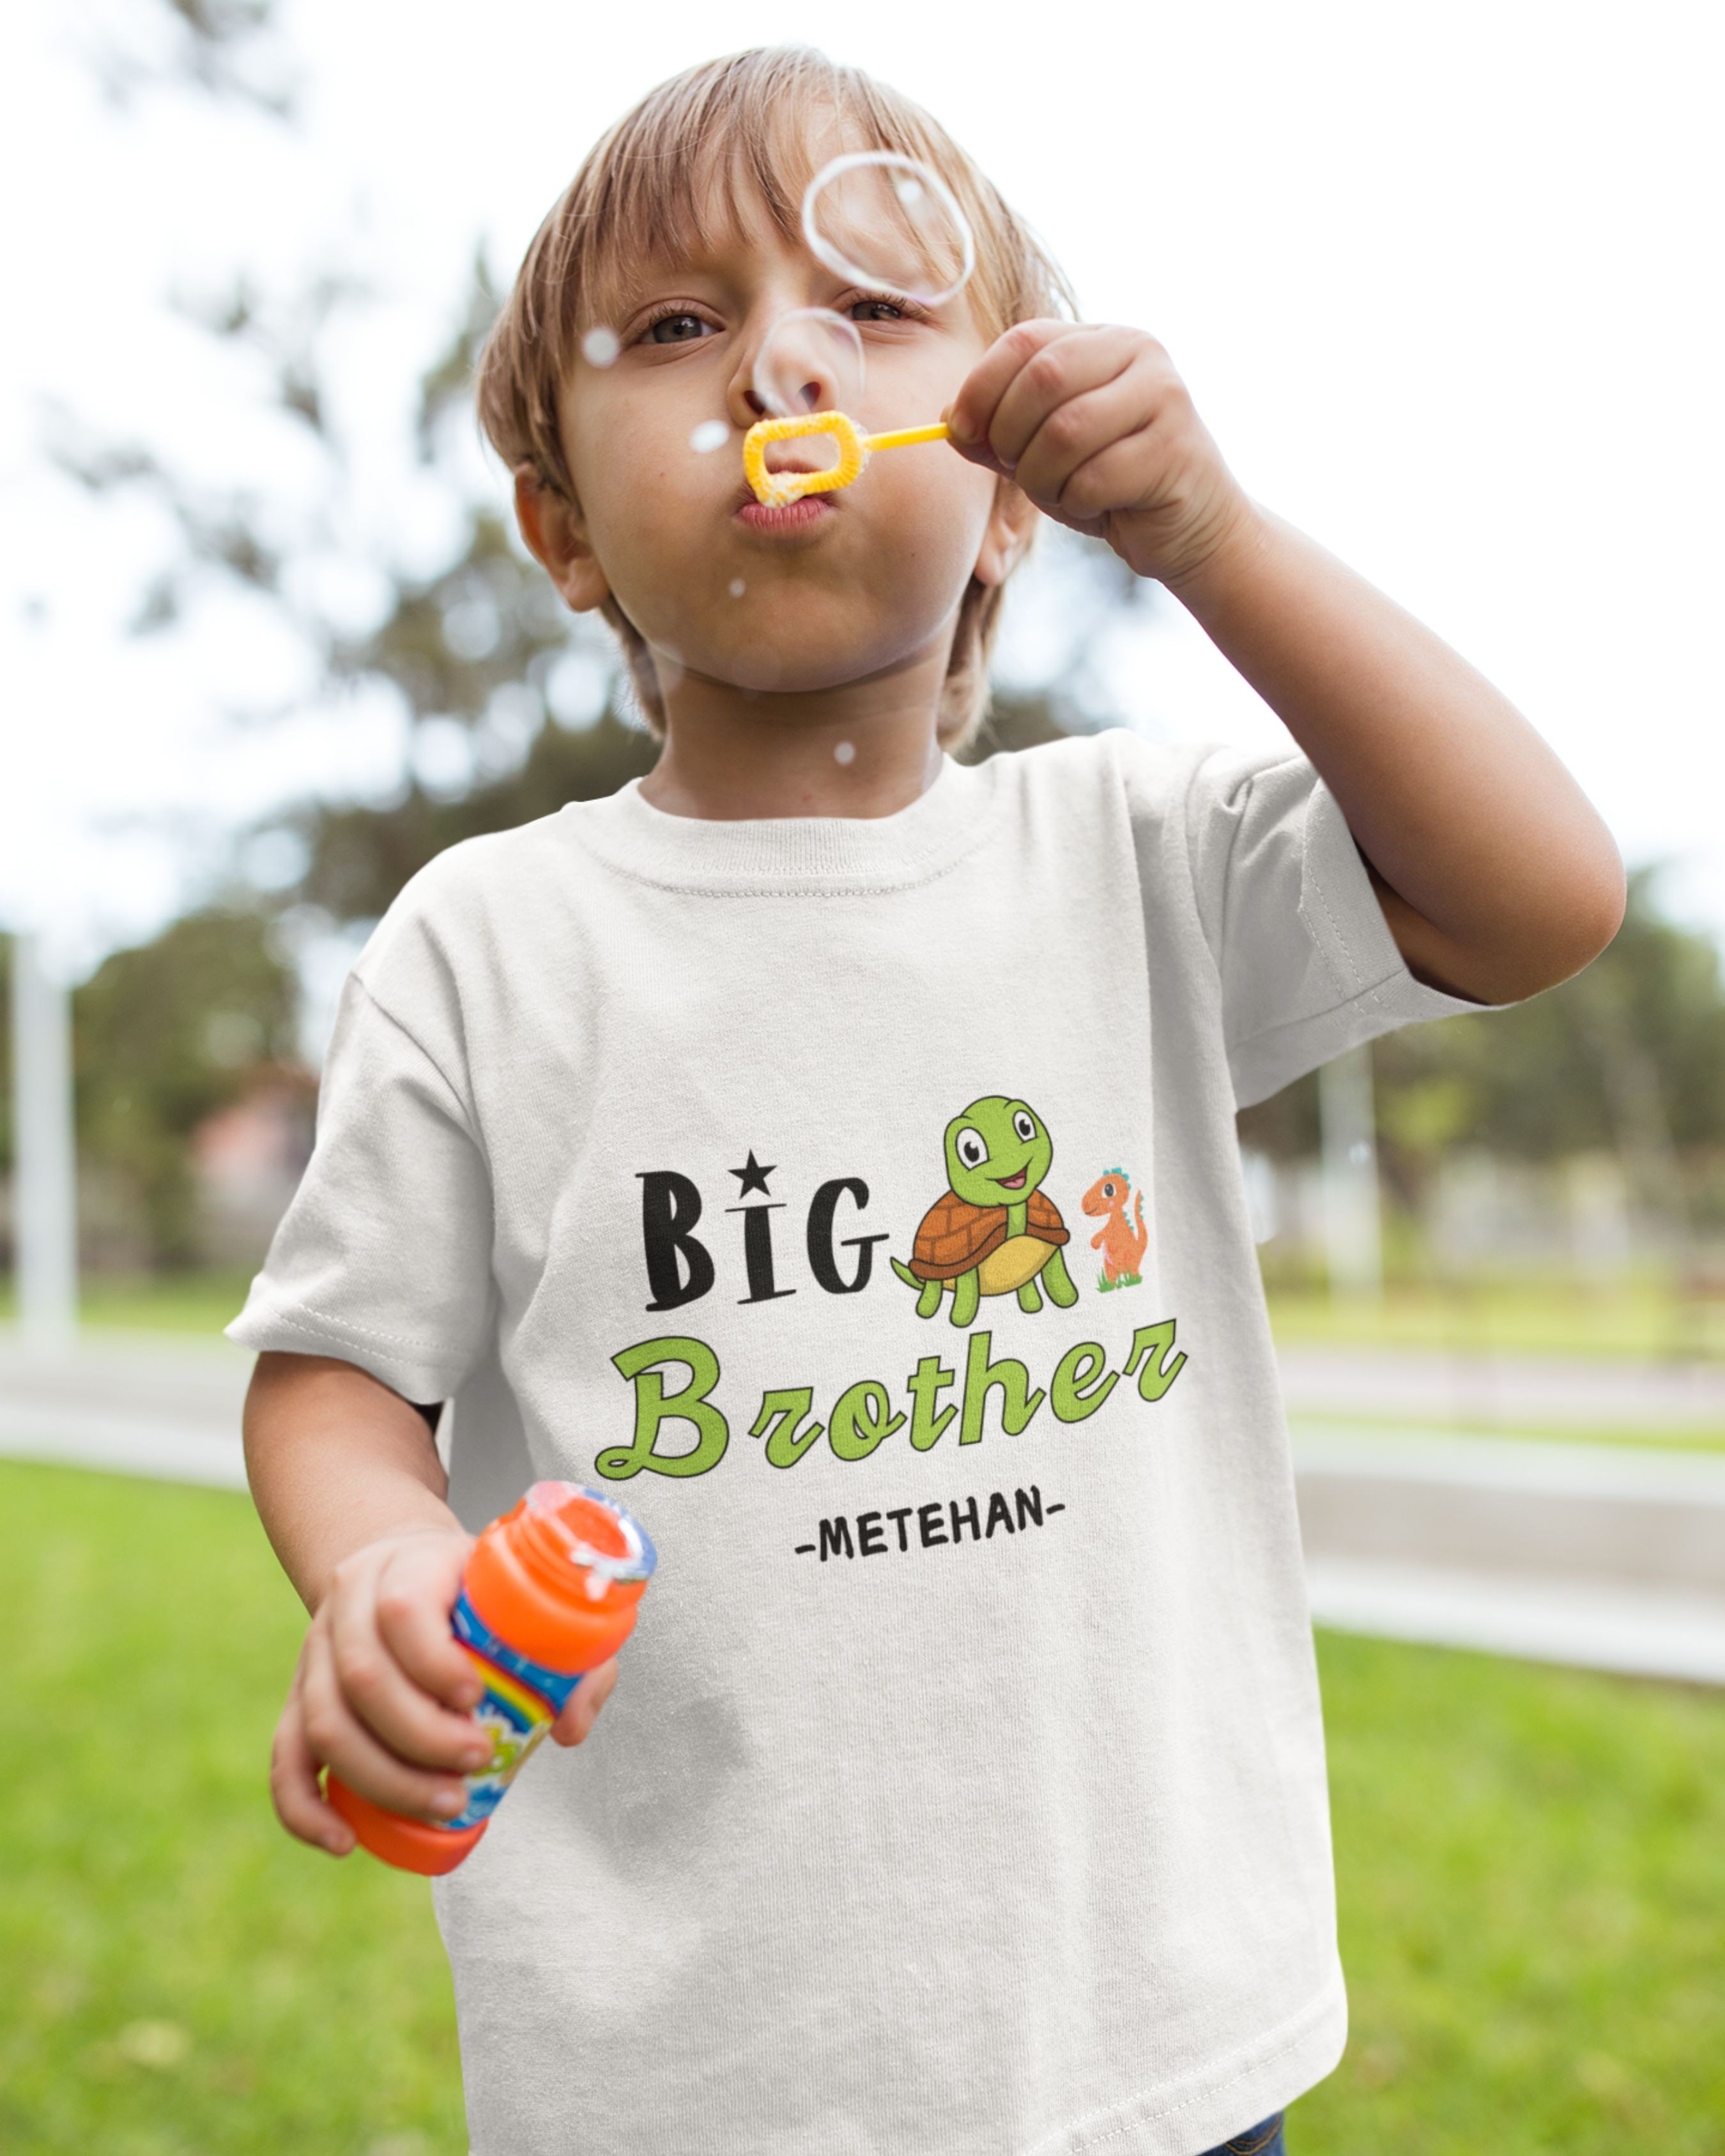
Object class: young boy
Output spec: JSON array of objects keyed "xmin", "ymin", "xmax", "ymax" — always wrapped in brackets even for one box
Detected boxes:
[{"xmin": 227, "ymin": 45, "xmax": 1623, "ymax": 2156}]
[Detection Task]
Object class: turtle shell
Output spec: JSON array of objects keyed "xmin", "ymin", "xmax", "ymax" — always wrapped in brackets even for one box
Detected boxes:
[{"xmin": 907, "ymin": 1187, "xmax": 1069, "ymax": 1281}]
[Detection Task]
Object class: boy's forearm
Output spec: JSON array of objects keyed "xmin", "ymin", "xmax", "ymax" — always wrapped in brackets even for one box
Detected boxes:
[
  {"xmin": 243, "ymin": 1351, "xmax": 464, "ymax": 1614},
  {"xmin": 1167, "ymin": 503, "xmax": 1626, "ymax": 1003}
]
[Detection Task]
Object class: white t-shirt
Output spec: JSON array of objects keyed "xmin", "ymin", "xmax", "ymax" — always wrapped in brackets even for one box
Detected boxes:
[{"xmin": 226, "ymin": 731, "xmax": 1491, "ymax": 2156}]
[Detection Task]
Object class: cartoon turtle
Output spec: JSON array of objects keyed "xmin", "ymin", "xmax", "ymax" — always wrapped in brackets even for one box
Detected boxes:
[{"xmin": 891, "ymin": 1095, "xmax": 1080, "ymax": 1327}]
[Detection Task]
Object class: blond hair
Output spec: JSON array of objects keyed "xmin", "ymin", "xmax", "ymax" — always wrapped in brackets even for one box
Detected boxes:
[{"xmin": 474, "ymin": 45, "xmax": 1078, "ymax": 751}]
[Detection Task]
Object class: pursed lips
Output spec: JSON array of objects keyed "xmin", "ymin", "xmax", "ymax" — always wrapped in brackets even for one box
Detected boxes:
[{"xmin": 730, "ymin": 457, "xmax": 842, "ymax": 516}]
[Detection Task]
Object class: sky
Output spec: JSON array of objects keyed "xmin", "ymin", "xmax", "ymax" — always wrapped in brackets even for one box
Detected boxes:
[{"xmin": 3, "ymin": 0, "xmax": 1722, "ymax": 993}]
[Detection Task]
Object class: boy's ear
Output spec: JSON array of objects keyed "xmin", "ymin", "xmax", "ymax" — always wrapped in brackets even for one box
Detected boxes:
[
  {"xmin": 513, "ymin": 462, "xmax": 611, "ymax": 613},
  {"xmin": 971, "ymin": 476, "xmax": 1039, "ymax": 589}
]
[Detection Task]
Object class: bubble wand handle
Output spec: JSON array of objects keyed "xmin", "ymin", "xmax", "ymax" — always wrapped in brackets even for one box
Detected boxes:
[{"xmin": 862, "ymin": 422, "xmax": 951, "ymax": 452}]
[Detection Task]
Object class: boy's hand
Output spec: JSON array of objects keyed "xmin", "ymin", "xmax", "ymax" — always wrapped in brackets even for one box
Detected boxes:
[
  {"xmin": 271, "ymin": 1524, "xmax": 621, "ymax": 1856},
  {"xmin": 944, "ymin": 321, "xmax": 1257, "ymax": 590}
]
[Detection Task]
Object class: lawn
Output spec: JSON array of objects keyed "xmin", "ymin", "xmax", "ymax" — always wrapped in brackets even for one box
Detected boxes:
[
  {"xmin": 1266, "ymin": 1272, "xmax": 1725, "ymax": 1364},
  {"xmin": 0, "ymin": 1268, "xmax": 259, "ymax": 1338},
  {"xmin": 3, "ymin": 1460, "xmax": 1723, "ymax": 2154}
]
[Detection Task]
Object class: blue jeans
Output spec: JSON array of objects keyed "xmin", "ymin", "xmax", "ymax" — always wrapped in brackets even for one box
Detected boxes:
[{"xmin": 1197, "ymin": 2115, "xmax": 1285, "ymax": 2156}]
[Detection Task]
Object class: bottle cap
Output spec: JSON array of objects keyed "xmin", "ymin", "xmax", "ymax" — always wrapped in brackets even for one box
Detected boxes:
[{"xmin": 523, "ymin": 1481, "xmax": 659, "ymax": 1603}]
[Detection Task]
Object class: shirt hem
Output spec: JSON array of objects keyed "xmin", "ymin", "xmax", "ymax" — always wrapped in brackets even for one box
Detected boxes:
[
  {"xmin": 223, "ymin": 1298, "xmax": 461, "ymax": 1406},
  {"xmin": 1020, "ymin": 1969, "xmax": 1348, "ymax": 2156}
]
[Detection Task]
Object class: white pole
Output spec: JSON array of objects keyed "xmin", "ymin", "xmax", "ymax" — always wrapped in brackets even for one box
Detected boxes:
[
  {"xmin": 10, "ymin": 930, "xmax": 79, "ymax": 1353},
  {"xmin": 1319, "ymin": 1043, "xmax": 1383, "ymax": 1302}
]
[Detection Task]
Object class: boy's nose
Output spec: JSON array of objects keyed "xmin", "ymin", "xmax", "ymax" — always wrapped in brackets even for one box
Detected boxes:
[{"xmin": 742, "ymin": 383, "xmax": 826, "ymax": 419}]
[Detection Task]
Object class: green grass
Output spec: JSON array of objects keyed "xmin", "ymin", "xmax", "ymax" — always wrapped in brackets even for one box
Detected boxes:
[
  {"xmin": 1291, "ymin": 1411, "xmax": 1725, "ymax": 1455},
  {"xmin": 1308, "ymin": 1635, "xmax": 1725, "ymax": 2153},
  {"xmin": 0, "ymin": 1268, "xmax": 257, "ymax": 1338},
  {"xmin": 0, "ymin": 1462, "xmax": 463, "ymax": 2156},
  {"xmin": 1266, "ymin": 1274, "xmax": 1725, "ymax": 1363},
  {"xmin": 4, "ymin": 1459, "xmax": 1725, "ymax": 2152}
]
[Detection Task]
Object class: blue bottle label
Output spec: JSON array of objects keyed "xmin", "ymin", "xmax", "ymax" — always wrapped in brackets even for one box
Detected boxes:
[{"xmin": 438, "ymin": 1589, "xmax": 584, "ymax": 1834}]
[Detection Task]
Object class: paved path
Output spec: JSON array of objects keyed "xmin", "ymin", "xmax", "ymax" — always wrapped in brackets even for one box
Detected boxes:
[
  {"xmin": 1291, "ymin": 1423, "xmax": 1725, "ymax": 1685},
  {"xmin": 3, "ymin": 1333, "xmax": 1722, "ymax": 1685},
  {"xmin": 0, "ymin": 1333, "xmax": 249, "ymax": 1488}
]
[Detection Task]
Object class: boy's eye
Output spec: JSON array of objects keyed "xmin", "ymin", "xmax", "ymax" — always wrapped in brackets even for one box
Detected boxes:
[
  {"xmin": 848, "ymin": 296, "xmax": 907, "ymax": 323},
  {"xmin": 645, "ymin": 312, "xmax": 714, "ymax": 344}
]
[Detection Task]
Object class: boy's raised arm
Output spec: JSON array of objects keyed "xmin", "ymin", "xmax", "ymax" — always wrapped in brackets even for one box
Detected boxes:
[
  {"xmin": 1160, "ymin": 504, "xmax": 1627, "ymax": 1007},
  {"xmin": 946, "ymin": 321, "xmax": 1627, "ymax": 1007}
]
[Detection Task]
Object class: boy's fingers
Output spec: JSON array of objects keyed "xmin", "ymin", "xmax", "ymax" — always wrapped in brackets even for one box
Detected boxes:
[
  {"xmin": 371, "ymin": 1534, "xmax": 484, "ymax": 1711},
  {"xmin": 270, "ymin": 1684, "xmax": 356, "ymax": 1855},
  {"xmin": 1009, "ymin": 353, "xmax": 1170, "ymax": 512},
  {"xmin": 551, "ymin": 1656, "xmax": 619, "ymax": 1746},
  {"xmin": 983, "ymin": 326, "xmax": 1144, "ymax": 479},
  {"xmin": 299, "ymin": 1630, "xmax": 475, "ymax": 1824},
  {"xmin": 325, "ymin": 1588, "xmax": 491, "ymax": 1773},
  {"xmin": 323, "ymin": 1595, "xmax": 491, "ymax": 1777},
  {"xmin": 944, "ymin": 318, "xmax": 1083, "ymax": 454}
]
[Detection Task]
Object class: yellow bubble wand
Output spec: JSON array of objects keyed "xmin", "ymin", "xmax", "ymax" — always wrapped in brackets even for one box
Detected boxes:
[{"xmin": 743, "ymin": 411, "xmax": 951, "ymax": 508}]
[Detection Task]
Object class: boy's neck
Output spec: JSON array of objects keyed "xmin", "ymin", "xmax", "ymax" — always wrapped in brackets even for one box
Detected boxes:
[{"xmin": 636, "ymin": 645, "xmax": 951, "ymax": 822}]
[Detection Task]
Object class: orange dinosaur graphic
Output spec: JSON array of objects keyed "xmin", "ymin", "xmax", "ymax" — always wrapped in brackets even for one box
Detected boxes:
[{"xmin": 1082, "ymin": 1168, "xmax": 1147, "ymax": 1291}]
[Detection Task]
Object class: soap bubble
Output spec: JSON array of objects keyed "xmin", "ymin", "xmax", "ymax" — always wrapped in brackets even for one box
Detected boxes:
[
  {"xmin": 581, "ymin": 326, "xmax": 620, "ymax": 368},
  {"xmin": 802, "ymin": 152, "xmax": 975, "ymax": 310},
  {"xmin": 689, "ymin": 419, "xmax": 730, "ymax": 454},
  {"xmin": 833, "ymin": 740, "xmax": 856, "ymax": 766},
  {"xmin": 728, "ymin": 579, "xmax": 746, "ymax": 598},
  {"xmin": 752, "ymin": 307, "xmax": 864, "ymax": 420}
]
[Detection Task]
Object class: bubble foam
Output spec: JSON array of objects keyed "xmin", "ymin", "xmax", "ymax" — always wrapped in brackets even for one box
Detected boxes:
[
  {"xmin": 752, "ymin": 308, "xmax": 864, "ymax": 421},
  {"xmin": 802, "ymin": 153, "xmax": 975, "ymax": 310}
]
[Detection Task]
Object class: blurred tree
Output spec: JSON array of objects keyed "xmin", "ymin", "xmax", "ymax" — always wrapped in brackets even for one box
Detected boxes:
[
  {"xmin": 71, "ymin": 910, "xmax": 302, "ymax": 1268},
  {"xmin": 1241, "ymin": 863, "xmax": 1724, "ymax": 1229},
  {"xmin": 79, "ymin": 0, "xmax": 297, "ymax": 118}
]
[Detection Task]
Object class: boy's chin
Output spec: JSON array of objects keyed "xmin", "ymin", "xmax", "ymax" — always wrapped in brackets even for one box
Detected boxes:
[{"xmin": 687, "ymin": 636, "xmax": 938, "ymax": 700}]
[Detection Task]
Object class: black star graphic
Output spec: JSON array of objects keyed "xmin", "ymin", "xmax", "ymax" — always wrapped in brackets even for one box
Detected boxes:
[{"xmin": 729, "ymin": 1150, "xmax": 776, "ymax": 1198}]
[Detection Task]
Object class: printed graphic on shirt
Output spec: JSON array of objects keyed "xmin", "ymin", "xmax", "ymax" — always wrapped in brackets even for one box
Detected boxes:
[
  {"xmin": 889, "ymin": 1095, "xmax": 1080, "ymax": 1326},
  {"xmin": 599, "ymin": 1322, "xmax": 1188, "ymax": 1485},
  {"xmin": 602, "ymin": 1092, "xmax": 1184, "ymax": 1489},
  {"xmin": 1082, "ymin": 1168, "xmax": 1148, "ymax": 1293}
]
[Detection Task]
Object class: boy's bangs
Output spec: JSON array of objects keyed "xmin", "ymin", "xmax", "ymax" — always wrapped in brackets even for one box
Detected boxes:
[
  {"xmin": 574, "ymin": 102, "xmax": 829, "ymax": 331},
  {"xmin": 564, "ymin": 52, "xmax": 1011, "ymax": 337}
]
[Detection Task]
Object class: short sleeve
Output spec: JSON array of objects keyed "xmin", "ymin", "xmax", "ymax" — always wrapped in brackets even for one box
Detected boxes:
[
  {"xmin": 1183, "ymin": 744, "xmax": 1499, "ymax": 1109},
  {"xmin": 223, "ymin": 964, "xmax": 497, "ymax": 1403}
]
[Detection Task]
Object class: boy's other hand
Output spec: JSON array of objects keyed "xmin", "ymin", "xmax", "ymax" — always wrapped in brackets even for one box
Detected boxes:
[
  {"xmin": 273, "ymin": 1527, "xmax": 626, "ymax": 1855},
  {"xmin": 944, "ymin": 321, "xmax": 1257, "ymax": 591},
  {"xmin": 551, "ymin": 1655, "xmax": 620, "ymax": 1748},
  {"xmin": 273, "ymin": 1525, "xmax": 486, "ymax": 1856}
]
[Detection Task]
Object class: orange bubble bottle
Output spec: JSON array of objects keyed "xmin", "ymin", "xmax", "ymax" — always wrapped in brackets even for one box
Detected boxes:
[{"xmin": 325, "ymin": 1481, "xmax": 657, "ymax": 1876}]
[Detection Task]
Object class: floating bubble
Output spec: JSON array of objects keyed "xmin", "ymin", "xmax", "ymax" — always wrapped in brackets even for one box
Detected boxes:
[
  {"xmin": 833, "ymin": 740, "xmax": 856, "ymax": 766},
  {"xmin": 689, "ymin": 418, "xmax": 730, "ymax": 454},
  {"xmin": 581, "ymin": 326, "xmax": 621, "ymax": 368},
  {"xmin": 728, "ymin": 578, "xmax": 746, "ymax": 598},
  {"xmin": 752, "ymin": 307, "xmax": 864, "ymax": 420},
  {"xmin": 802, "ymin": 152, "xmax": 975, "ymax": 310}
]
